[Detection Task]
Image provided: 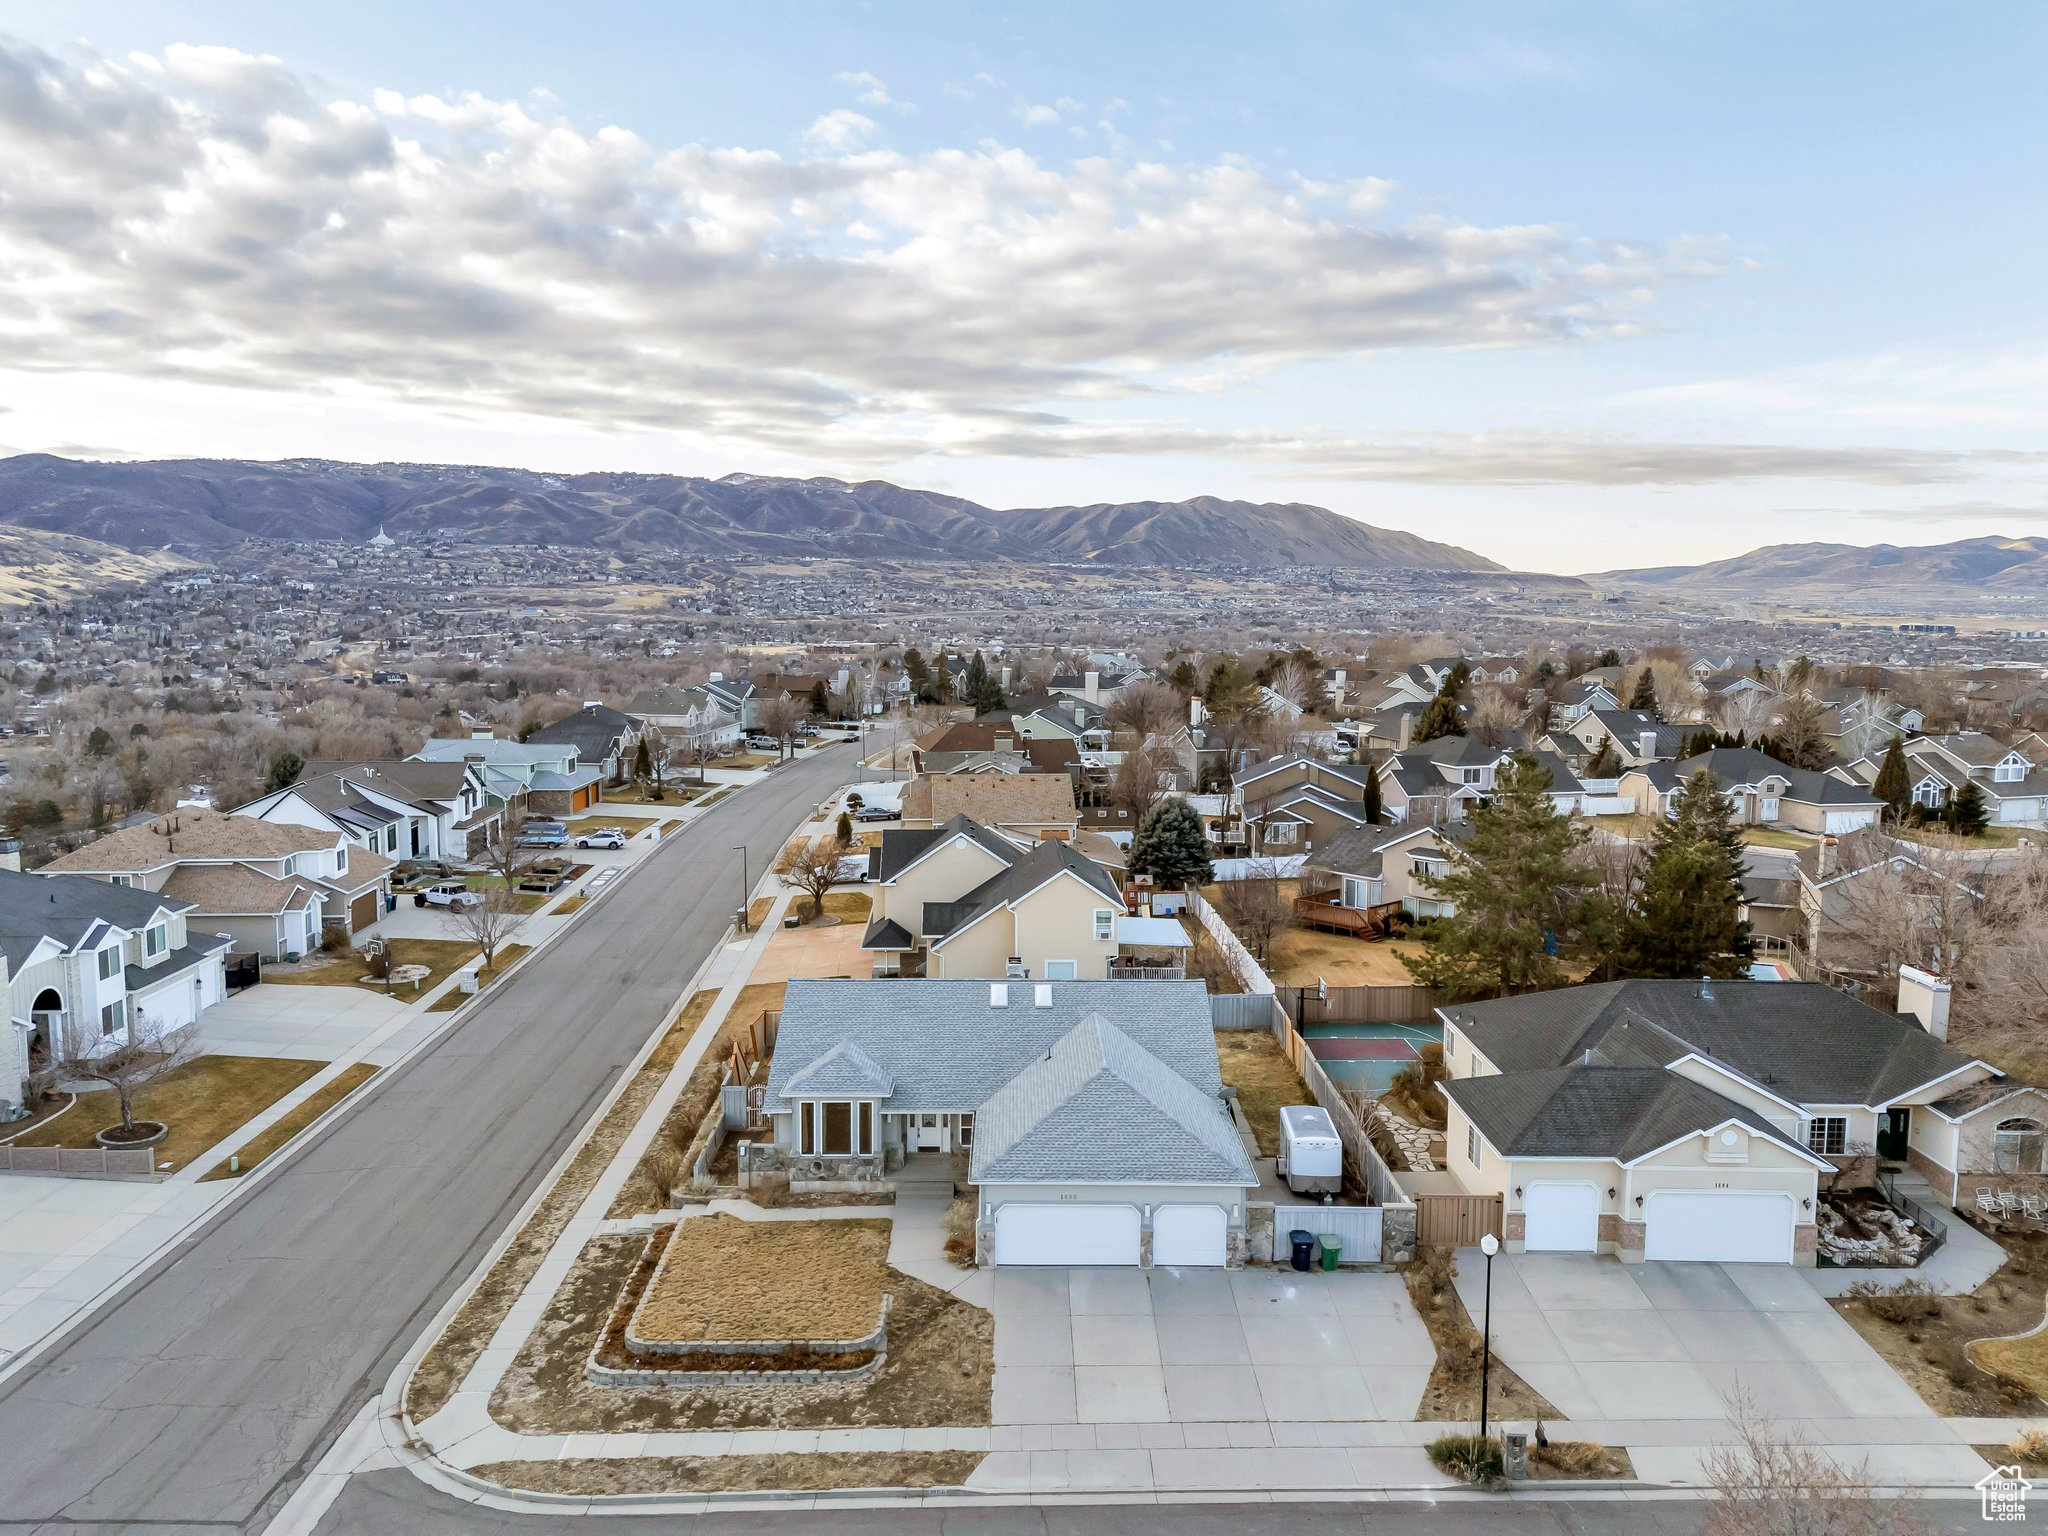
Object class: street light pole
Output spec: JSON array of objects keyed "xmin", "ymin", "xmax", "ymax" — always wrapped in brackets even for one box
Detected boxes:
[
  {"xmin": 1478, "ymin": 1231, "xmax": 1499, "ymax": 1441},
  {"xmin": 734, "ymin": 844, "xmax": 749, "ymax": 931}
]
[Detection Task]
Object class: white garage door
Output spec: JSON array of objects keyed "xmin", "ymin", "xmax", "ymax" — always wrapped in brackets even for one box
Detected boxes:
[
  {"xmin": 993, "ymin": 1203, "xmax": 1141, "ymax": 1267},
  {"xmin": 1645, "ymin": 1190, "xmax": 1794, "ymax": 1264},
  {"xmin": 1152, "ymin": 1205, "xmax": 1227, "ymax": 1267},
  {"xmin": 1522, "ymin": 1183, "xmax": 1600, "ymax": 1252}
]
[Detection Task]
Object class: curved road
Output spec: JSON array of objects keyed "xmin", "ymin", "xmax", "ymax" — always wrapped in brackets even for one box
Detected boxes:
[{"xmin": 0, "ymin": 747, "xmax": 854, "ymax": 1534}]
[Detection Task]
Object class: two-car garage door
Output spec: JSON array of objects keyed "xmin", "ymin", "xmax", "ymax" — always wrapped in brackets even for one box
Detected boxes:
[
  {"xmin": 990, "ymin": 1203, "xmax": 1229, "ymax": 1267},
  {"xmin": 1644, "ymin": 1191, "xmax": 1795, "ymax": 1264}
]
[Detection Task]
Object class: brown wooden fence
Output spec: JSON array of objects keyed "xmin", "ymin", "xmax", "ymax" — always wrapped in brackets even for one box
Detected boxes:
[
  {"xmin": 1413, "ymin": 1192, "xmax": 1502, "ymax": 1248},
  {"xmin": 1280, "ymin": 984, "xmax": 1441, "ymax": 1027}
]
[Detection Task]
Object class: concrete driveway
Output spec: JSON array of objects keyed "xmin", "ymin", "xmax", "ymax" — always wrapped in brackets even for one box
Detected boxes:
[
  {"xmin": 1452, "ymin": 1251, "xmax": 1932, "ymax": 1423},
  {"xmin": 992, "ymin": 1265, "xmax": 1435, "ymax": 1427}
]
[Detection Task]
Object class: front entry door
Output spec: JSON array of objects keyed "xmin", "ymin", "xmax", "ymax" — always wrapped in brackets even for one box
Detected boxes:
[
  {"xmin": 911, "ymin": 1112, "xmax": 946, "ymax": 1151},
  {"xmin": 1877, "ymin": 1107, "xmax": 1910, "ymax": 1162}
]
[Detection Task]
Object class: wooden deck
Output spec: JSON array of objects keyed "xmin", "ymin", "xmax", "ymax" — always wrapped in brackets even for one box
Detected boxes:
[{"xmin": 1293, "ymin": 894, "xmax": 1402, "ymax": 939}]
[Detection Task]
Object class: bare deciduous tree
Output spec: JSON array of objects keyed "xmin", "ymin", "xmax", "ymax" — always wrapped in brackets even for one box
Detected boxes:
[
  {"xmin": 775, "ymin": 834, "xmax": 860, "ymax": 922},
  {"xmin": 1217, "ymin": 856, "xmax": 1289, "ymax": 962},
  {"xmin": 445, "ymin": 886, "xmax": 530, "ymax": 974},
  {"xmin": 49, "ymin": 1010, "xmax": 200, "ymax": 1139},
  {"xmin": 1105, "ymin": 678, "xmax": 1185, "ymax": 741},
  {"xmin": 1465, "ymin": 684, "xmax": 1526, "ymax": 749},
  {"xmin": 1107, "ymin": 739, "xmax": 1175, "ymax": 820},
  {"xmin": 755, "ymin": 695, "xmax": 805, "ymax": 760},
  {"xmin": 1702, "ymin": 1389, "xmax": 1931, "ymax": 1536}
]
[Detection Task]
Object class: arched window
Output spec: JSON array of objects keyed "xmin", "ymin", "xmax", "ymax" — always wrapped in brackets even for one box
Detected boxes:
[{"xmin": 1994, "ymin": 1118, "xmax": 2046, "ymax": 1175}]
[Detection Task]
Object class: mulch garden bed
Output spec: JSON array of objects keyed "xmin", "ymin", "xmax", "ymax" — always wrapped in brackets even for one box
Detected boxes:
[
  {"xmin": 1407, "ymin": 1246, "xmax": 1559, "ymax": 1423},
  {"xmin": 489, "ymin": 1230, "xmax": 991, "ymax": 1434}
]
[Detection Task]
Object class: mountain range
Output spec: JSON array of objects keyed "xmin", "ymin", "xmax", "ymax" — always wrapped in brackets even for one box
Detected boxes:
[
  {"xmin": 1593, "ymin": 536, "xmax": 2048, "ymax": 607},
  {"xmin": 0, "ymin": 454, "xmax": 1501, "ymax": 572}
]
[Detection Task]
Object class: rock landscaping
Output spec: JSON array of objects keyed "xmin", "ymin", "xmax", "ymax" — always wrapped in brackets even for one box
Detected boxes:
[{"xmin": 1819, "ymin": 1191, "xmax": 1926, "ymax": 1266}]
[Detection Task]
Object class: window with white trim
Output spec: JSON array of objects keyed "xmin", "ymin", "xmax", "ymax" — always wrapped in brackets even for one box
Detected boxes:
[
  {"xmin": 1265, "ymin": 821, "xmax": 1298, "ymax": 846},
  {"xmin": 1045, "ymin": 959, "xmax": 1078, "ymax": 980},
  {"xmin": 99, "ymin": 999, "xmax": 125, "ymax": 1037},
  {"xmin": 1092, "ymin": 908, "xmax": 1115, "ymax": 942},
  {"xmin": 109, "ymin": 873, "xmax": 135, "ymax": 887},
  {"xmin": 97, "ymin": 945, "xmax": 121, "ymax": 981},
  {"xmin": 1466, "ymin": 1126, "xmax": 1480, "ymax": 1166},
  {"xmin": 1806, "ymin": 1116, "xmax": 1848, "ymax": 1156},
  {"xmin": 144, "ymin": 923, "xmax": 167, "ymax": 958},
  {"xmin": 1460, "ymin": 767, "xmax": 1484, "ymax": 784},
  {"xmin": 1996, "ymin": 756, "xmax": 2026, "ymax": 783}
]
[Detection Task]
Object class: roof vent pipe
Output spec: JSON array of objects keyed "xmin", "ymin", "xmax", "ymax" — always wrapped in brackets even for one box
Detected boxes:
[{"xmin": 1698, "ymin": 976, "xmax": 1714, "ymax": 1001}]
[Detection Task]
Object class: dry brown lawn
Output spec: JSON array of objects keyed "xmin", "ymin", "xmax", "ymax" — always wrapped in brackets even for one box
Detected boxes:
[
  {"xmin": 201, "ymin": 1063, "xmax": 379, "ymax": 1180},
  {"xmin": 489, "ymin": 1230, "xmax": 993, "ymax": 1434},
  {"xmin": 1264, "ymin": 926, "xmax": 1429, "ymax": 988},
  {"xmin": 1528, "ymin": 1442, "xmax": 1636, "ymax": 1480},
  {"xmin": 425, "ymin": 944, "xmax": 532, "ymax": 1011},
  {"xmin": 406, "ymin": 988, "xmax": 721, "ymax": 1423},
  {"xmin": 633, "ymin": 1216, "xmax": 891, "ymax": 1344},
  {"xmin": 599, "ymin": 782, "xmax": 707, "ymax": 806},
  {"xmin": 1835, "ymin": 1224, "xmax": 2048, "ymax": 1416},
  {"xmin": 1214, "ymin": 1028, "xmax": 1313, "ymax": 1158},
  {"xmin": 822, "ymin": 890, "xmax": 871, "ymax": 922},
  {"xmin": 472, "ymin": 1450, "xmax": 983, "ymax": 1496},
  {"xmin": 263, "ymin": 937, "xmax": 481, "ymax": 999},
  {"xmin": 9, "ymin": 1055, "xmax": 326, "ymax": 1173},
  {"xmin": 549, "ymin": 893, "xmax": 588, "ymax": 916}
]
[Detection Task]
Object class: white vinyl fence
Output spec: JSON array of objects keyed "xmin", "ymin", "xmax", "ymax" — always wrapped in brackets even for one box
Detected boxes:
[{"xmin": 1270, "ymin": 1205, "xmax": 1383, "ymax": 1265}]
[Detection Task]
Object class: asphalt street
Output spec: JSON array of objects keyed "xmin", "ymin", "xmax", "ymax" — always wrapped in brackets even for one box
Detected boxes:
[
  {"xmin": 0, "ymin": 746, "xmax": 856, "ymax": 1535},
  {"xmin": 311, "ymin": 1475, "xmax": 2002, "ymax": 1535}
]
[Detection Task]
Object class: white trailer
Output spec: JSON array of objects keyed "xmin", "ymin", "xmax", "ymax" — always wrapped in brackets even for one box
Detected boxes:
[{"xmin": 1277, "ymin": 1104, "xmax": 1342, "ymax": 1196}]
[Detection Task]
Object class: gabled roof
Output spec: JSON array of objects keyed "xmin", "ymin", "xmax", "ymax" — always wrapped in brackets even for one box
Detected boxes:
[
  {"xmin": 162, "ymin": 863, "xmax": 322, "ymax": 917},
  {"xmin": 1442, "ymin": 979, "xmax": 1982, "ymax": 1110},
  {"xmin": 969, "ymin": 1013, "xmax": 1255, "ymax": 1185},
  {"xmin": 299, "ymin": 757, "xmax": 479, "ymax": 807},
  {"xmin": 867, "ymin": 815, "xmax": 1023, "ymax": 883},
  {"xmin": 0, "ymin": 869, "xmax": 191, "ymax": 970},
  {"xmin": 926, "ymin": 838, "xmax": 1124, "ymax": 945},
  {"xmin": 41, "ymin": 808, "xmax": 340, "ymax": 874},
  {"xmin": 1307, "ymin": 820, "xmax": 1465, "ymax": 879},
  {"xmin": 1443, "ymin": 1064, "xmax": 1828, "ymax": 1165},
  {"xmin": 1584, "ymin": 710, "xmax": 1692, "ymax": 757},
  {"xmin": 764, "ymin": 978, "xmax": 1223, "ymax": 1117},
  {"xmin": 860, "ymin": 915, "xmax": 915, "ymax": 951},
  {"xmin": 898, "ymin": 773, "xmax": 1078, "ymax": 827},
  {"xmin": 525, "ymin": 703, "xmax": 638, "ymax": 758},
  {"xmin": 1626, "ymin": 748, "xmax": 1881, "ymax": 808},
  {"xmin": 780, "ymin": 1040, "xmax": 894, "ymax": 1098}
]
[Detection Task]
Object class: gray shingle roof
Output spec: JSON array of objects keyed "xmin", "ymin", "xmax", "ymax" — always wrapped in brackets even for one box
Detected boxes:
[
  {"xmin": 0, "ymin": 870, "xmax": 191, "ymax": 971},
  {"xmin": 526, "ymin": 704, "xmax": 638, "ymax": 759},
  {"xmin": 969, "ymin": 1013, "xmax": 1254, "ymax": 1185},
  {"xmin": 924, "ymin": 836, "xmax": 1123, "ymax": 944},
  {"xmin": 765, "ymin": 979, "xmax": 1223, "ymax": 1120},
  {"xmin": 868, "ymin": 815, "xmax": 1021, "ymax": 883},
  {"xmin": 1629, "ymin": 748, "xmax": 1881, "ymax": 808},
  {"xmin": 861, "ymin": 915, "xmax": 914, "ymax": 951},
  {"xmin": 780, "ymin": 1040, "xmax": 894, "ymax": 1098},
  {"xmin": 1443, "ymin": 1064, "xmax": 1823, "ymax": 1163},
  {"xmin": 1443, "ymin": 979, "xmax": 1977, "ymax": 1109}
]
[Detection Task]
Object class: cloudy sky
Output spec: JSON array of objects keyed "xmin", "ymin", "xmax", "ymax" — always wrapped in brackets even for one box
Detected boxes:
[{"xmin": 1, "ymin": 2, "xmax": 2044, "ymax": 572}]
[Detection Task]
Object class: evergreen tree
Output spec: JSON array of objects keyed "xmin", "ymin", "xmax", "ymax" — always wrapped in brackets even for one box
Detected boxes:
[
  {"xmin": 1413, "ymin": 664, "xmax": 1469, "ymax": 743},
  {"xmin": 1620, "ymin": 768, "xmax": 1754, "ymax": 979},
  {"xmin": 1400, "ymin": 753, "xmax": 1587, "ymax": 999},
  {"xmin": 974, "ymin": 671, "xmax": 1006, "ymax": 716},
  {"xmin": 1360, "ymin": 758, "xmax": 1384, "ymax": 823},
  {"xmin": 1948, "ymin": 779, "xmax": 1989, "ymax": 836},
  {"xmin": 1627, "ymin": 668, "xmax": 1659, "ymax": 713},
  {"xmin": 1582, "ymin": 738, "xmax": 1620, "ymax": 779},
  {"xmin": 1597, "ymin": 648, "xmax": 1621, "ymax": 668},
  {"xmin": 85, "ymin": 726, "xmax": 112, "ymax": 758},
  {"xmin": 1169, "ymin": 658, "xmax": 1199, "ymax": 695},
  {"xmin": 963, "ymin": 651, "xmax": 990, "ymax": 705},
  {"xmin": 1870, "ymin": 737, "xmax": 1911, "ymax": 823},
  {"xmin": 835, "ymin": 809, "xmax": 854, "ymax": 845},
  {"xmin": 1127, "ymin": 798, "xmax": 1215, "ymax": 888},
  {"xmin": 633, "ymin": 736, "xmax": 652, "ymax": 781},
  {"xmin": 932, "ymin": 652, "xmax": 953, "ymax": 702},
  {"xmin": 264, "ymin": 750, "xmax": 305, "ymax": 793},
  {"xmin": 903, "ymin": 648, "xmax": 930, "ymax": 699},
  {"xmin": 807, "ymin": 679, "xmax": 830, "ymax": 716}
]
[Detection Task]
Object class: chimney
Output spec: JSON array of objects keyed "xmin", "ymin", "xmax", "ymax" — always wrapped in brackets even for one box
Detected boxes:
[
  {"xmin": 999, "ymin": 664, "xmax": 1013, "ymax": 689},
  {"xmin": 989, "ymin": 982, "xmax": 1009, "ymax": 1008},
  {"xmin": 1033, "ymin": 983, "xmax": 1053, "ymax": 1008},
  {"xmin": 1897, "ymin": 965, "xmax": 1951, "ymax": 1041},
  {"xmin": 1189, "ymin": 696, "xmax": 1205, "ymax": 727},
  {"xmin": 471, "ymin": 727, "xmax": 494, "ymax": 741},
  {"xmin": 583, "ymin": 699, "xmax": 603, "ymax": 709},
  {"xmin": 1817, "ymin": 835, "xmax": 1838, "ymax": 878},
  {"xmin": 709, "ymin": 670, "xmax": 724, "ymax": 682},
  {"xmin": 1084, "ymin": 669, "xmax": 1100, "ymax": 702},
  {"xmin": 1333, "ymin": 668, "xmax": 1347, "ymax": 689},
  {"xmin": 1639, "ymin": 732, "xmax": 1657, "ymax": 762},
  {"xmin": 1398, "ymin": 712, "xmax": 1414, "ymax": 751},
  {"xmin": 0, "ymin": 836, "xmax": 19, "ymax": 873}
]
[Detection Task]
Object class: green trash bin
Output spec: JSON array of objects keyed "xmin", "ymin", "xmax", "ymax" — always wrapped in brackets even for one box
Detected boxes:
[{"xmin": 1316, "ymin": 1233, "xmax": 1342, "ymax": 1271}]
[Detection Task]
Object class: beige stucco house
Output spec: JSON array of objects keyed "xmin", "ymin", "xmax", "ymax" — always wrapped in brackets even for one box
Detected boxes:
[{"xmin": 1435, "ymin": 975, "xmax": 2041, "ymax": 1265}]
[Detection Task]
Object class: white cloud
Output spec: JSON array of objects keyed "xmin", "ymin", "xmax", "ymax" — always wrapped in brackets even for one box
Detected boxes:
[
  {"xmin": 802, "ymin": 107, "xmax": 879, "ymax": 150},
  {"xmin": 1017, "ymin": 102, "xmax": 1062, "ymax": 126},
  {"xmin": 836, "ymin": 70, "xmax": 911, "ymax": 113},
  {"xmin": 0, "ymin": 35, "xmax": 1792, "ymax": 478}
]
